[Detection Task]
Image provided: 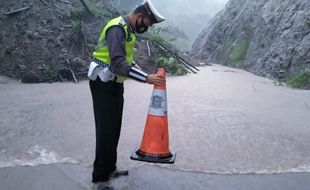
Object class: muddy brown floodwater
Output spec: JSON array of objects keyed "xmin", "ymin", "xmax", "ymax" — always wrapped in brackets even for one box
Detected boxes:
[{"xmin": 1, "ymin": 64, "xmax": 310, "ymax": 175}]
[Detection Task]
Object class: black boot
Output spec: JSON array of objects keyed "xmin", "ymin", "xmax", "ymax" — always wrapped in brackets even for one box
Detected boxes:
[{"xmin": 110, "ymin": 170, "xmax": 129, "ymax": 179}]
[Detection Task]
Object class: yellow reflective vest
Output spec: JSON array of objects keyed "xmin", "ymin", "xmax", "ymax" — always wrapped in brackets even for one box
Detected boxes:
[{"xmin": 93, "ymin": 16, "xmax": 136, "ymax": 83}]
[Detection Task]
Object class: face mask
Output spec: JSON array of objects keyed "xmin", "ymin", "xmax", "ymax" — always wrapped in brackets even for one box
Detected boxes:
[{"xmin": 135, "ymin": 16, "xmax": 149, "ymax": 33}]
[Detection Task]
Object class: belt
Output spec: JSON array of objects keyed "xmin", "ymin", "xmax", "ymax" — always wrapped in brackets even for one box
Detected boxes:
[
  {"xmin": 93, "ymin": 58, "xmax": 121, "ymax": 83},
  {"xmin": 93, "ymin": 58, "xmax": 109, "ymax": 68}
]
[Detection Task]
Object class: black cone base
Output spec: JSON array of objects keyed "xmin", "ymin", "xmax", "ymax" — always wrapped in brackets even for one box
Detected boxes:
[{"xmin": 130, "ymin": 148, "xmax": 176, "ymax": 164}]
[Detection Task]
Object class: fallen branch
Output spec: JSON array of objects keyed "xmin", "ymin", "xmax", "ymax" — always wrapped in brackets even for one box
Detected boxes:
[
  {"xmin": 70, "ymin": 21, "xmax": 82, "ymax": 55},
  {"xmin": 137, "ymin": 36, "xmax": 199, "ymax": 74},
  {"xmin": 78, "ymin": 0, "xmax": 94, "ymax": 16},
  {"xmin": 175, "ymin": 50, "xmax": 181, "ymax": 67},
  {"xmin": 150, "ymin": 41, "xmax": 197, "ymax": 74},
  {"xmin": 58, "ymin": 72, "xmax": 65, "ymax": 82},
  {"xmin": 70, "ymin": 69, "xmax": 79, "ymax": 84},
  {"xmin": 38, "ymin": 0, "xmax": 49, "ymax": 6},
  {"xmin": 171, "ymin": 53, "xmax": 197, "ymax": 74},
  {"xmin": 66, "ymin": 59, "xmax": 79, "ymax": 84},
  {"xmin": 57, "ymin": 68, "xmax": 79, "ymax": 83},
  {"xmin": 57, "ymin": 0, "xmax": 72, "ymax": 5},
  {"xmin": 153, "ymin": 40, "xmax": 200, "ymax": 72},
  {"xmin": 5, "ymin": 6, "xmax": 31, "ymax": 16}
]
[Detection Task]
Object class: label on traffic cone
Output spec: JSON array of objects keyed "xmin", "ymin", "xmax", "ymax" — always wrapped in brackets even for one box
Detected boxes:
[
  {"xmin": 130, "ymin": 68, "xmax": 176, "ymax": 164},
  {"xmin": 148, "ymin": 88, "xmax": 167, "ymax": 116}
]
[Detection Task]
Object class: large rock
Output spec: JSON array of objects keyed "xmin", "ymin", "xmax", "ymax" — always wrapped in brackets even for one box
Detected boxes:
[{"xmin": 192, "ymin": 0, "xmax": 310, "ymax": 79}]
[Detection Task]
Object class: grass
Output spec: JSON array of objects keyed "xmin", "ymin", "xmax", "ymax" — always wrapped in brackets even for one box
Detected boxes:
[
  {"xmin": 286, "ymin": 71, "xmax": 310, "ymax": 89},
  {"xmin": 229, "ymin": 40, "xmax": 249, "ymax": 67}
]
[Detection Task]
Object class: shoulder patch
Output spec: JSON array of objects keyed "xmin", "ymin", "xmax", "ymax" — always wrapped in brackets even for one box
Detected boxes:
[{"xmin": 119, "ymin": 18, "xmax": 126, "ymax": 26}]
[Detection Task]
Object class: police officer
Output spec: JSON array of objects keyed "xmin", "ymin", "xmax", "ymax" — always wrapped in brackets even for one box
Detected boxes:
[{"xmin": 89, "ymin": 0, "xmax": 166, "ymax": 183}]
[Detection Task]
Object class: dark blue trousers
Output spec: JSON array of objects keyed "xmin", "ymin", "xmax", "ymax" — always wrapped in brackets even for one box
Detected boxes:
[{"xmin": 89, "ymin": 78, "xmax": 124, "ymax": 182}]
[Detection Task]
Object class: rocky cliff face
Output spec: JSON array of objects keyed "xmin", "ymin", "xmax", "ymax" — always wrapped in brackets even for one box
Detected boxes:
[{"xmin": 192, "ymin": 0, "xmax": 310, "ymax": 81}]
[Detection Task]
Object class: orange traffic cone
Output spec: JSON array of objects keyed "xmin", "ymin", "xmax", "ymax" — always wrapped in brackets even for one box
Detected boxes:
[{"xmin": 130, "ymin": 68, "xmax": 176, "ymax": 164}]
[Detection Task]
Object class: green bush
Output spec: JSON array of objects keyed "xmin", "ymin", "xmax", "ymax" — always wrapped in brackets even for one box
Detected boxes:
[
  {"xmin": 229, "ymin": 40, "xmax": 249, "ymax": 62},
  {"xmin": 151, "ymin": 55, "xmax": 187, "ymax": 76},
  {"xmin": 37, "ymin": 64, "xmax": 56, "ymax": 79},
  {"xmin": 286, "ymin": 71, "xmax": 310, "ymax": 89}
]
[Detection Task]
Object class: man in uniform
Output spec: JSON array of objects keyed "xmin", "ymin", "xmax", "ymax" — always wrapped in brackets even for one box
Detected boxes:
[{"xmin": 89, "ymin": 0, "xmax": 166, "ymax": 184}]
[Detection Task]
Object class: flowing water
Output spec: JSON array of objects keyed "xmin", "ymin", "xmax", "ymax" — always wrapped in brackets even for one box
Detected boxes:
[{"xmin": 1, "ymin": 64, "xmax": 310, "ymax": 174}]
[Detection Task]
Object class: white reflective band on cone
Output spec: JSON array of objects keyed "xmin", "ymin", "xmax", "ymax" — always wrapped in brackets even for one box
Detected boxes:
[{"xmin": 148, "ymin": 89, "xmax": 167, "ymax": 116}]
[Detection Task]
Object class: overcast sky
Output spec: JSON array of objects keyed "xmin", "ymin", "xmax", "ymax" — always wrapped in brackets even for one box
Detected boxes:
[{"xmin": 151, "ymin": 0, "xmax": 229, "ymax": 47}]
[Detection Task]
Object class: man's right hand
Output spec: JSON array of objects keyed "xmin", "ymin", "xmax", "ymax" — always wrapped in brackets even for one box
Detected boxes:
[{"xmin": 146, "ymin": 74, "xmax": 166, "ymax": 85}]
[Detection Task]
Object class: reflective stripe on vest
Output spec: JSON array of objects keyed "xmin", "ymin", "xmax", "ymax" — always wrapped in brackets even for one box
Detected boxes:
[{"xmin": 93, "ymin": 16, "xmax": 136, "ymax": 83}]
